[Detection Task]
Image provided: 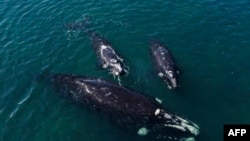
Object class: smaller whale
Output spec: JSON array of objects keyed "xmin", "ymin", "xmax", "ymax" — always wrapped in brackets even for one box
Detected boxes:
[
  {"xmin": 50, "ymin": 73, "xmax": 199, "ymax": 140},
  {"xmin": 64, "ymin": 18, "xmax": 128, "ymax": 77},
  {"xmin": 150, "ymin": 41, "xmax": 179, "ymax": 89},
  {"xmin": 90, "ymin": 32, "xmax": 127, "ymax": 77}
]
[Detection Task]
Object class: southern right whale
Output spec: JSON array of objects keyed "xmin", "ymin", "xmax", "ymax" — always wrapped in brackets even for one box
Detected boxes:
[
  {"xmin": 50, "ymin": 73, "xmax": 199, "ymax": 140},
  {"xmin": 150, "ymin": 41, "xmax": 179, "ymax": 89},
  {"xmin": 89, "ymin": 32, "xmax": 128, "ymax": 77},
  {"xmin": 64, "ymin": 18, "xmax": 128, "ymax": 77}
]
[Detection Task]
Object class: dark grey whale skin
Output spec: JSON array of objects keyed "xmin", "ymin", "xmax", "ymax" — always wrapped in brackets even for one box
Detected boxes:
[
  {"xmin": 150, "ymin": 41, "xmax": 179, "ymax": 90},
  {"xmin": 64, "ymin": 19, "xmax": 126, "ymax": 76},
  {"xmin": 89, "ymin": 32, "xmax": 126, "ymax": 76},
  {"xmin": 51, "ymin": 73, "xmax": 199, "ymax": 140}
]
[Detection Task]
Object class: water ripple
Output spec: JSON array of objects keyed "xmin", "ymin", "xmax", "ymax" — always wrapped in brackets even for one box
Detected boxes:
[
  {"xmin": 0, "ymin": 0, "xmax": 250, "ymax": 141},
  {"xmin": 18, "ymin": 87, "xmax": 33, "ymax": 105}
]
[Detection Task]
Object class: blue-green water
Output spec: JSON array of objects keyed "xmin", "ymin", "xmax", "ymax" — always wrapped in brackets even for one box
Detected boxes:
[{"xmin": 0, "ymin": 0, "xmax": 250, "ymax": 141}]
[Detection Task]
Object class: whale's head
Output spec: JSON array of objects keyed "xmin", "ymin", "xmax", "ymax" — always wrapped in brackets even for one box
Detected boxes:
[
  {"xmin": 107, "ymin": 58, "xmax": 127, "ymax": 76},
  {"xmin": 158, "ymin": 70, "xmax": 178, "ymax": 89},
  {"xmin": 163, "ymin": 70, "xmax": 178, "ymax": 89},
  {"xmin": 99, "ymin": 45, "xmax": 127, "ymax": 77},
  {"xmin": 155, "ymin": 109, "xmax": 199, "ymax": 140},
  {"xmin": 138, "ymin": 109, "xmax": 200, "ymax": 140}
]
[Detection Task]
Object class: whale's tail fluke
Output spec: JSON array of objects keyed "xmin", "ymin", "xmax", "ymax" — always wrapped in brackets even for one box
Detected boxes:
[
  {"xmin": 35, "ymin": 71, "xmax": 55, "ymax": 83},
  {"xmin": 63, "ymin": 15, "xmax": 92, "ymax": 32},
  {"xmin": 63, "ymin": 15, "xmax": 96, "ymax": 40}
]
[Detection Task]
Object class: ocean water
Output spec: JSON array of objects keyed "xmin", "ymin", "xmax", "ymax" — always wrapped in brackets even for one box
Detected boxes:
[{"xmin": 0, "ymin": 0, "xmax": 250, "ymax": 141}]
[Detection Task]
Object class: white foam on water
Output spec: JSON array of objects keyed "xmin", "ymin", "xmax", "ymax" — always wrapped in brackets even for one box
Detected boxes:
[
  {"xmin": 183, "ymin": 137, "xmax": 195, "ymax": 141},
  {"xmin": 137, "ymin": 127, "xmax": 149, "ymax": 136},
  {"xmin": 18, "ymin": 87, "xmax": 33, "ymax": 105}
]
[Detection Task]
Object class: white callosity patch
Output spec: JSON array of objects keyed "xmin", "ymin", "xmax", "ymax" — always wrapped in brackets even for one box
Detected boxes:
[
  {"xmin": 137, "ymin": 127, "xmax": 149, "ymax": 136},
  {"xmin": 177, "ymin": 116, "xmax": 199, "ymax": 129},
  {"xmin": 170, "ymin": 78, "xmax": 177, "ymax": 88},
  {"xmin": 154, "ymin": 108, "xmax": 161, "ymax": 116},
  {"xmin": 164, "ymin": 70, "xmax": 177, "ymax": 88},
  {"xmin": 166, "ymin": 70, "xmax": 173, "ymax": 78},
  {"xmin": 110, "ymin": 63, "xmax": 122, "ymax": 76},
  {"xmin": 117, "ymin": 56, "xmax": 123, "ymax": 61},
  {"xmin": 164, "ymin": 124, "xmax": 186, "ymax": 132},
  {"xmin": 181, "ymin": 122, "xmax": 199, "ymax": 136},
  {"xmin": 99, "ymin": 44, "xmax": 123, "ymax": 76},
  {"xmin": 100, "ymin": 44, "xmax": 108, "ymax": 50},
  {"xmin": 102, "ymin": 63, "xmax": 108, "ymax": 68},
  {"xmin": 158, "ymin": 72, "xmax": 164, "ymax": 77},
  {"xmin": 155, "ymin": 97, "xmax": 162, "ymax": 104},
  {"xmin": 164, "ymin": 113, "xmax": 171, "ymax": 119},
  {"xmin": 163, "ymin": 113, "xmax": 199, "ymax": 137},
  {"xmin": 110, "ymin": 59, "xmax": 117, "ymax": 63},
  {"xmin": 176, "ymin": 116, "xmax": 200, "ymax": 136},
  {"xmin": 100, "ymin": 45, "xmax": 110, "ymax": 64}
]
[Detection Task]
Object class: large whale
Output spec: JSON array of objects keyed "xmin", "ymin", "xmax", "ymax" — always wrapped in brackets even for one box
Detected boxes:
[
  {"xmin": 150, "ymin": 41, "xmax": 179, "ymax": 89},
  {"xmin": 51, "ymin": 73, "xmax": 199, "ymax": 140}
]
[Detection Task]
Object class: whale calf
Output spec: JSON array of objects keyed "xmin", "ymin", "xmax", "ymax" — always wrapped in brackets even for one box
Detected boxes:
[
  {"xmin": 64, "ymin": 18, "xmax": 128, "ymax": 77},
  {"xmin": 150, "ymin": 41, "xmax": 179, "ymax": 89},
  {"xmin": 90, "ymin": 32, "xmax": 127, "ymax": 77},
  {"xmin": 51, "ymin": 73, "xmax": 199, "ymax": 140}
]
